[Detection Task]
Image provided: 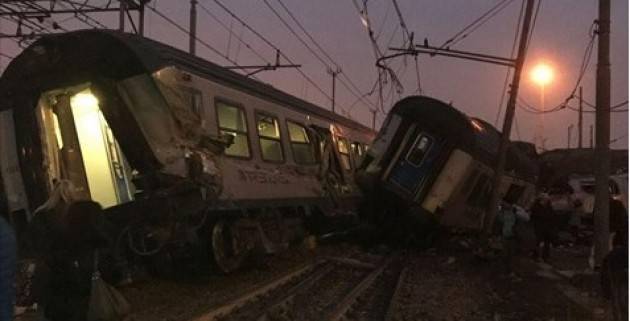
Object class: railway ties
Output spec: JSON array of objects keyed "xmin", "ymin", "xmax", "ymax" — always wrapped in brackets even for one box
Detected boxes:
[
  {"xmin": 327, "ymin": 256, "xmax": 407, "ymax": 321},
  {"xmin": 192, "ymin": 253, "xmax": 406, "ymax": 321}
]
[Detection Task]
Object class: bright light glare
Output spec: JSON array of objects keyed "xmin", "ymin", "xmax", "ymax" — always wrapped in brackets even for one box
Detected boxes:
[
  {"xmin": 70, "ymin": 92, "xmax": 99, "ymax": 110},
  {"xmin": 531, "ymin": 64, "xmax": 553, "ymax": 86}
]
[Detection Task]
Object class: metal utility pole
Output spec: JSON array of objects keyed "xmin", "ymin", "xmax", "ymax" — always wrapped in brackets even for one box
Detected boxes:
[
  {"xmin": 328, "ymin": 68, "xmax": 341, "ymax": 113},
  {"xmin": 119, "ymin": 0, "xmax": 126, "ymax": 32},
  {"xmin": 568, "ymin": 124, "xmax": 574, "ymax": 149},
  {"xmin": 578, "ymin": 86, "xmax": 584, "ymax": 148},
  {"xmin": 189, "ymin": 0, "xmax": 198, "ymax": 55},
  {"xmin": 593, "ymin": 0, "xmax": 611, "ymax": 266},
  {"xmin": 138, "ymin": 2, "xmax": 146, "ymax": 36},
  {"xmin": 483, "ymin": 0, "xmax": 536, "ymax": 233}
]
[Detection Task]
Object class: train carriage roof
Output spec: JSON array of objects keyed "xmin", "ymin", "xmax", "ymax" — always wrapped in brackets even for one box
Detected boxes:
[
  {"xmin": 389, "ymin": 96, "xmax": 538, "ymax": 180},
  {"xmin": 0, "ymin": 29, "xmax": 372, "ymax": 134}
]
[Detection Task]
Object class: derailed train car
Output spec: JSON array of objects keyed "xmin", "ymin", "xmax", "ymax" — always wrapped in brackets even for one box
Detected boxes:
[
  {"xmin": 357, "ymin": 96, "xmax": 538, "ymax": 235},
  {"xmin": 0, "ymin": 30, "xmax": 374, "ymax": 272}
]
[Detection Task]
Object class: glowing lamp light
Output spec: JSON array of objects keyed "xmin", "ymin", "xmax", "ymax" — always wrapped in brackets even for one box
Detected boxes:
[
  {"xmin": 70, "ymin": 92, "xmax": 99, "ymax": 111},
  {"xmin": 531, "ymin": 63, "xmax": 553, "ymax": 86}
]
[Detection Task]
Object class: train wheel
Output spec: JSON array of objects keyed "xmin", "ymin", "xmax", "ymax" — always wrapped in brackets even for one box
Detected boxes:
[{"xmin": 211, "ymin": 219, "xmax": 248, "ymax": 273}]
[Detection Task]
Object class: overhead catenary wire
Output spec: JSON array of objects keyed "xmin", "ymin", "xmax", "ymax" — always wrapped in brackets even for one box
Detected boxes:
[
  {"xmin": 210, "ymin": 0, "xmax": 332, "ymax": 102},
  {"xmin": 196, "ymin": 2, "xmax": 270, "ymax": 64},
  {"xmin": 494, "ymin": 0, "xmax": 526, "ymax": 126},
  {"xmin": 439, "ymin": 0, "xmax": 517, "ymax": 49},
  {"xmin": 264, "ymin": 0, "xmax": 377, "ymax": 112},
  {"xmin": 145, "ymin": 4, "xmax": 242, "ymax": 68}
]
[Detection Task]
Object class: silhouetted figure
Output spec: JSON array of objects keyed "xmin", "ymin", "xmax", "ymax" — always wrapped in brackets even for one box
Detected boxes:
[
  {"xmin": 601, "ymin": 198, "xmax": 628, "ymax": 321},
  {"xmin": 530, "ymin": 194, "xmax": 555, "ymax": 262},
  {"xmin": 498, "ymin": 199, "xmax": 517, "ymax": 275},
  {"xmin": 36, "ymin": 201, "xmax": 109, "ymax": 321}
]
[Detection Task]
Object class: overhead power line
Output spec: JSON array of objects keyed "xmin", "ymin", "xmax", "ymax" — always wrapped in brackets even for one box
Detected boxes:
[
  {"xmin": 494, "ymin": 0, "xmax": 526, "ymax": 126},
  {"xmin": 263, "ymin": 0, "xmax": 376, "ymax": 112},
  {"xmin": 210, "ymin": 0, "xmax": 332, "ymax": 102},
  {"xmin": 196, "ymin": 2, "xmax": 270, "ymax": 64},
  {"xmin": 439, "ymin": 0, "xmax": 517, "ymax": 49}
]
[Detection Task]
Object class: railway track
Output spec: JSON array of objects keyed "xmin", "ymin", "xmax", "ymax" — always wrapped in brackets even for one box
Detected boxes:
[{"xmin": 191, "ymin": 253, "xmax": 406, "ymax": 321}]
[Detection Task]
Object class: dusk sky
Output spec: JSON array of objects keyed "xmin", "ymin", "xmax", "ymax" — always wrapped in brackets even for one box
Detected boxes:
[{"xmin": 0, "ymin": 0, "xmax": 627, "ymax": 150}]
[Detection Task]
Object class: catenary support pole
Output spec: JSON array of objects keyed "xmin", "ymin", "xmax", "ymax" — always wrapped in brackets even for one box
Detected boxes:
[
  {"xmin": 119, "ymin": 0, "xmax": 126, "ymax": 31},
  {"xmin": 138, "ymin": 2, "xmax": 145, "ymax": 36},
  {"xmin": 594, "ymin": 0, "xmax": 611, "ymax": 266},
  {"xmin": 578, "ymin": 86, "xmax": 584, "ymax": 148},
  {"xmin": 189, "ymin": 0, "xmax": 197, "ymax": 55},
  {"xmin": 483, "ymin": 0, "xmax": 536, "ymax": 234}
]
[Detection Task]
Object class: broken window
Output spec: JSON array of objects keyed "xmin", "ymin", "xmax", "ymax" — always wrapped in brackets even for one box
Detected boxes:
[
  {"xmin": 256, "ymin": 113, "xmax": 284, "ymax": 162},
  {"xmin": 337, "ymin": 138, "xmax": 352, "ymax": 170},
  {"xmin": 287, "ymin": 121, "xmax": 316, "ymax": 165},
  {"xmin": 217, "ymin": 102, "xmax": 250, "ymax": 158}
]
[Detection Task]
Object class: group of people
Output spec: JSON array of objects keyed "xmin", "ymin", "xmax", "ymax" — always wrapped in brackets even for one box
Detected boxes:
[
  {"xmin": 498, "ymin": 191, "xmax": 628, "ymax": 320},
  {"xmin": 0, "ymin": 180, "xmax": 113, "ymax": 321}
]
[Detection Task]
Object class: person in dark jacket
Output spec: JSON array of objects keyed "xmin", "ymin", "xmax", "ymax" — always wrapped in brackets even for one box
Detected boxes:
[
  {"xmin": 601, "ymin": 197, "xmax": 628, "ymax": 321},
  {"xmin": 38, "ymin": 200, "xmax": 109, "ymax": 321},
  {"xmin": 530, "ymin": 194, "xmax": 555, "ymax": 262},
  {"xmin": 0, "ymin": 214, "xmax": 17, "ymax": 321}
]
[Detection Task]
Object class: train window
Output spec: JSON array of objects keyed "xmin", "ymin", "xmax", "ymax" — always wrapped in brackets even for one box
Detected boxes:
[
  {"xmin": 256, "ymin": 113, "xmax": 284, "ymax": 162},
  {"xmin": 337, "ymin": 139, "xmax": 352, "ymax": 170},
  {"xmin": 287, "ymin": 121, "xmax": 317, "ymax": 164},
  {"xmin": 217, "ymin": 102, "xmax": 250, "ymax": 158},
  {"xmin": 406, "ymin": 134, "xmax": 433, "ymax": 167}
]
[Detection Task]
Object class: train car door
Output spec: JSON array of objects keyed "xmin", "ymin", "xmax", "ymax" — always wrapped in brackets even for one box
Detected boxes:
[
  {"xmin": 42, "ymin": 88, "xmax": 135, "ymax": 208},
  {"xmin": 384, "ymin": 127, "xmax": 443, "ymax": 199}
]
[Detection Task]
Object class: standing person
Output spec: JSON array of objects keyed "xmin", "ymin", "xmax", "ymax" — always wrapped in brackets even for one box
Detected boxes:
[
  {"xmin": 38, "ymin": 201, "xmax": 109, "ymax": 321},
  {"xmin": 498, "ymin": 198, "xmax": 518, "ymax": 277},
  {"xmin": 602, "ymin": 197, "xmax": 628, "ymax": 321},
  {"xmin": 0, "ymin": 212, "xmax": 17, "ymax": 321},
  {"xmin": 530, "ymin": 194, "xmax": 555, "ymax": 262}
]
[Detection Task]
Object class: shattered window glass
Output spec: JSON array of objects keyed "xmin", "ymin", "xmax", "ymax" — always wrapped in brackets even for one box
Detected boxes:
[
  {"xmin": 217, "ymin": 102, "xmax": 250, "ymax": 158},
  {"xmin": 287, "ymin": 121, "xmax": 316, "ymax": 164},
  {"xmin": 257, "ymin": 113, "xmax": 284, "ymax": 162}
]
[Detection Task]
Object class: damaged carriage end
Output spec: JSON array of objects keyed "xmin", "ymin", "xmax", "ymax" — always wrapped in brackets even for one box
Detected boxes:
[
  {"xmin": 355, "ymin": 96, "xmax": 538, "ymax": 247},
  {"xmin": 1, "ymin": 30, "xmax": 375, "ymax": 274}
]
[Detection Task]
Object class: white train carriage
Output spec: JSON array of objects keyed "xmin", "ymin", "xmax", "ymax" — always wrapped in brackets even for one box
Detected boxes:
[{"xmin": 0, "ymin": 30, "xmax": 374, "ymax": 272}]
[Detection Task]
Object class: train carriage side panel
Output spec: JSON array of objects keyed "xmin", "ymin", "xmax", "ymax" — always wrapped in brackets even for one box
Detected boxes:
[{"xmin": 421, "ymin": 149, "xmax": 473, "ymax": 213}]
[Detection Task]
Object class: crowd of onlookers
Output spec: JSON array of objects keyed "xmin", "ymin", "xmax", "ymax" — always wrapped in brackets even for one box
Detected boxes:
[{"xmin": 498, "ymin": 189, "xmax": 627, "ymax": 321}]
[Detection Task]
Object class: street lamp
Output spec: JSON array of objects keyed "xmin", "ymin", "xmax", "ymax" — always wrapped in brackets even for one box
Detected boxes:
[{"xmin": 530, "ymin": 63, "xmax": 554, "ymax": 151}]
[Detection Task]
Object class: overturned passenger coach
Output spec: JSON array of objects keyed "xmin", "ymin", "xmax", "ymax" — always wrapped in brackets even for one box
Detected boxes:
[
  {"xmin": 0, "ymin": 30, "xmax": 374, "ymax": 272},
  {"xmin": 357, "ymin": 96, "xmax": 538, "ymax": 235}
]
